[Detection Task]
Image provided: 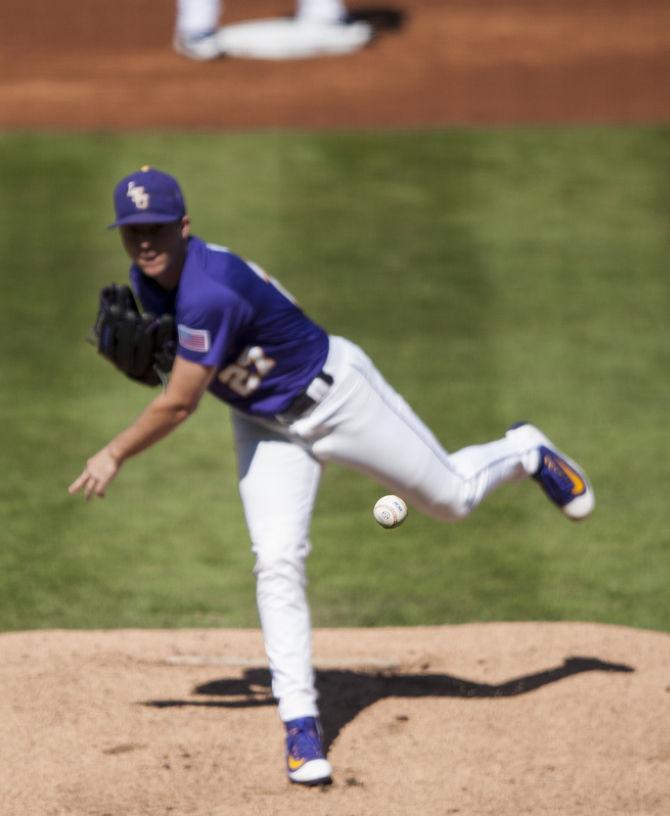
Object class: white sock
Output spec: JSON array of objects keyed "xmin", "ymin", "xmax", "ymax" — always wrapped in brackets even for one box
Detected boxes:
[{"xmin": 448, "ymin": 433, "xmax": 540, "ymax": 510}]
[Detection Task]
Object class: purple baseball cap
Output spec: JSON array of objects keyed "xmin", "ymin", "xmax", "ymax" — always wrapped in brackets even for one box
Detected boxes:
[{"xmin": 108, "ymin": 166, "xmax": 187, "ymax": 228}]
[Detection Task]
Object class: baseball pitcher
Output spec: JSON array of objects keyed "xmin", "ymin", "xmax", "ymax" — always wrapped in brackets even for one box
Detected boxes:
[{"xmin": 69, "ymin": 166, "xmax": 594, "ymax": 786}]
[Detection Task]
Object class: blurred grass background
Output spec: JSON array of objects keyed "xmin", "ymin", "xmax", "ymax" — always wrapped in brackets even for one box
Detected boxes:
[{"xmin": 1, "ymin": 126, "xmax": 669, "ymax": 632}]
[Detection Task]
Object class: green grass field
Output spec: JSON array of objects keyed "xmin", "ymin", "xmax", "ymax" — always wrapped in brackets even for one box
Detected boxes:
[{"xmin": 1, "ymin": 126, "xmax": 669, "ymax": 633}]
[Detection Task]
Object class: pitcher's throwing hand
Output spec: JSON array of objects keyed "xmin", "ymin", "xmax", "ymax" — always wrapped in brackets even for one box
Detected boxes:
[{"xmin": 68, "ymin": 447, "xmax": 121, "ymax": 500}]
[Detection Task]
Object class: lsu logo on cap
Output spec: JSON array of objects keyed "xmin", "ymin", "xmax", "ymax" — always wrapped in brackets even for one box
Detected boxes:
[
  {"xmin": 127, "ymin": 181, "xmax": 149, "ymax": 210},
  {"xmin": 178, "ymin": 324, "xmax": 211, "ymax": 353}
]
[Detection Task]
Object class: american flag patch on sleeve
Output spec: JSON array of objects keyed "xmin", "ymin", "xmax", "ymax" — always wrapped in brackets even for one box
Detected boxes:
[{"xmin": 178, "ymin": 324, "xmax": 211, "ymax": 353}]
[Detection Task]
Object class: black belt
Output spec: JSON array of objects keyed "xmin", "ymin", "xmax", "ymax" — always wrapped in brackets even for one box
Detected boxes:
[{"xmin": 275, "ymin": 371, "xmax": 334, "ymax": 424}]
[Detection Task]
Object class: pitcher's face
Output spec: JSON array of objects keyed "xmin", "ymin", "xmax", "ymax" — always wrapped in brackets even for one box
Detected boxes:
[{"xmin": 120, "ymin": 216, "xmax": 190, "ymax": 289}]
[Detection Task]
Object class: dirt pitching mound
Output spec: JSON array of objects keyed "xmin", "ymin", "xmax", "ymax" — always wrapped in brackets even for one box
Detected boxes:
[{"xmin": 1, "ymin": 622, "xmax": 668, "ymax": 815}]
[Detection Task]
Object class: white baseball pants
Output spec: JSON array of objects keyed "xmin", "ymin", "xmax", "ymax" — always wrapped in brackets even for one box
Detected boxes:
[
  {"xmin": 232, "ymin": 336, "xmax": 540, "ymax": 721},
  {"xmin": 176, "ymin": 0, "xmax": 349, "ymax": 35}
]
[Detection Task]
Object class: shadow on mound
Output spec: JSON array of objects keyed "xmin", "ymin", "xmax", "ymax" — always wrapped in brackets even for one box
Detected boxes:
[{"xmin": 143, "ymin": 655, "xmax": 633, "ymax": 753}]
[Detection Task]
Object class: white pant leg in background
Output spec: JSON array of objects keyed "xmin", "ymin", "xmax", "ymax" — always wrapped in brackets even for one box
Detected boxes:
[
  {"xmin": 176, "ymin": 0, "xmax": 221, "ymax": 35},
  {"xmin": 177, "ymin": 0, "xmax": 346, "ymax": 34},
  {"xmin": 295, "ymin": 336, "xmax": 539, "ymax": 521},
  {"xmin": 232, "ymin": 413, "xmax": 322, "ymax": 722},
  {"xmin": 296, "ymin": 0, "xmax": 348, "ymax": 22}
]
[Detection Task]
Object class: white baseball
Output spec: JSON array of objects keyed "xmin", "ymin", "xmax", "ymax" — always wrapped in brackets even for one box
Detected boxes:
[{"xmin": 373, "ymin": 495, "xmax": 408, "ymax": 528}]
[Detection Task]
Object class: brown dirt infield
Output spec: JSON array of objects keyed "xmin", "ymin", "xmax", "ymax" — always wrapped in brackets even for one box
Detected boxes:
[
  {"xmin": 1, "ymin": 0, "xmax": 669, "ymax": 129},
  {"xmin": 3, "ymin": 2, "xmax": 670, "ymax": 813},
  {"xmin": 2, "ymin": 624, "xmax": 669, "ymax": 815}
]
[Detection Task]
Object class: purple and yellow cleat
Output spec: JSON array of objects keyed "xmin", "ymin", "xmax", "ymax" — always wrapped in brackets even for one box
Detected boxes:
[
  {"xmin": 285, "ymin": 716, "xmax": 332, "ymax": 786},
  {"xmin": 507, "ymin": 422, "xmax": 595, "ymax": 521}
]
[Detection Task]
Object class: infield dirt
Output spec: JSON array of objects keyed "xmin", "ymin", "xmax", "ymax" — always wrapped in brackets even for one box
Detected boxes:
[
  {"xmin": 2, "ymin": 623, "xmax": 669, "ymax": 815},
  {"xmin": 1, "ymin": 0, "xmax": 669, "ymax": 129}
]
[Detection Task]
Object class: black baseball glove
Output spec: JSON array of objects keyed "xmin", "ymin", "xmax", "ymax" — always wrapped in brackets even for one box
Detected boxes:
[{"xmin": 93, "ymin": 284, "xmax": 177, "ymax": 386}]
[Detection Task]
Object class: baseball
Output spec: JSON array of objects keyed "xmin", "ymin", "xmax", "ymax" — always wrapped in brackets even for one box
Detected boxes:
[{"xmin": 373, "ymin": 495, "xmax": 408, "ymax": 528}]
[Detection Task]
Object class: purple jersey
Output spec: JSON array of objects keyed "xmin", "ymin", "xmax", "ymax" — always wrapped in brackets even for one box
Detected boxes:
[{"xmin": 130, "ymin": 237, "xmax": 329, "ymax": 416}]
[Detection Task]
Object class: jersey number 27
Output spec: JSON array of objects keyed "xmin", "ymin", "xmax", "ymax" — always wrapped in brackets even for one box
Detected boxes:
[
  {"xmin": 212, "ymin": 252, "xmax": 296, "ymax": 397},
  {"xmin": 218, "ymin": 345, "xmax": 276, "ymax": 397}
]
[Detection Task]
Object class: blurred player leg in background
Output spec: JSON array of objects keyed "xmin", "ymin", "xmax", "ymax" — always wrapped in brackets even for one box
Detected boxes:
[
  {"xmin": 174, "ymin": 0, "xmax": 223, "ymax": 60},
  {"xmin": 174, "ymin": 0, "xmax": 373, "ymax": 60},
  {"xmin": 295, "ymin": 0, "xmax": 349, "ymax": 23}
]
